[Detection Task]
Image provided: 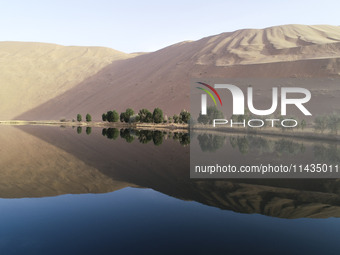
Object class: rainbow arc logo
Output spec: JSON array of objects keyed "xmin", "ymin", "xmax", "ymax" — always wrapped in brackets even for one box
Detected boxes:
[{"xmin": 196, "ymin": 82, "xmax": 223, "ymax": 107}]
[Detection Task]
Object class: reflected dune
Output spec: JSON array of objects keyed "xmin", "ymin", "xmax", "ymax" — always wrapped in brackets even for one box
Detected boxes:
[
  {"xmin": 0, "ymin": 126, "xmax": 130, "ymax": 198},
  {"xmin": 3, "ymin": 125, "xmax": 338, "ymax": 219}
]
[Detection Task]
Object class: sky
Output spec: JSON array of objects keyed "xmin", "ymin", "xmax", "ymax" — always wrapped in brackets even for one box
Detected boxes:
[{"xmin": 1, "ymin": 0, "xmax": 339, "ymax": 53}]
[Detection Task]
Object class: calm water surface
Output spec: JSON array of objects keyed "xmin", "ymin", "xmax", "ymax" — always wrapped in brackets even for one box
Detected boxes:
[{"xmin": 1, "ymin": 125, "xmax": 340, "ymax": 255}]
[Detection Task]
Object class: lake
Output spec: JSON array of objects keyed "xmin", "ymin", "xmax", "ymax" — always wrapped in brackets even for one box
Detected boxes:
[{"xmin": 1, "ymin": 125, "xmax": 340, "ymax": 255}]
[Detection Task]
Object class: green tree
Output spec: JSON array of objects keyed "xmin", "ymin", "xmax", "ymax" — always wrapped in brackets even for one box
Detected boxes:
[
  {"xmin": 138, "ymin": 109, "xmax": 153, "ymax": 123},
  {"xmin": 77, "ymin": 126, "xmax": 82, "ymax": 134},
  {"xmin": 327, "ymin": 113, "xmax": 340, "ymax": 134},
  {"xmin": 86, "ymin": 127, "xmax": 92, "ymax": 135},
  {"xmin": 179, "ymin": 110, "xmax": 191, "ymax": 124},
  {"xmin": 107, "ymin": 111, "xmax": 114, "ymax": 122},
  {"xmin": 173, "ymin": 114, "xmax": 179, "ymax": 123},
  {"xmin": 153, "ymin": 108, "xmax": 164, "ymax": 123},
  {"xmin": 197, "ymin": 112, "xmax": 209, "ymax": 124},
  {"xmin": 120, "ymin": 112, "xmax": 126, "ymax": 122},
  {"xmin": 77, "ymin": 114, "xmax": 82, "ymax": 122},
  {"xmin": 112, "ymin": 110, "xmax": 119, "ymax": 122},
  {"xmin": 102, "ymin": 113, "xmax": 107, "ymax": 121},
  {"xmin": 122, "ymin": 108, "xmax": 134, "ymax": 123},
  {"xmin": 314, "ymin": 115, "xmax": 328, "ymax": 133},
  {"xmin": 197, "ymin": 106, "xmax": 224, "ymax": 124},
  {"xmin": 135, "ymin": 115, "xmax": 140, "ymax": 122},
  {"xmin": 107, "ymin": 110, "xmax": 119, "ymax": 122},
  {"xmin": 128, "ymin": 115, "xmax": 140, "ymax": 123},
  {"xmin": 86, "ymin": 113, "xmax": 92, "ymax": 122}
]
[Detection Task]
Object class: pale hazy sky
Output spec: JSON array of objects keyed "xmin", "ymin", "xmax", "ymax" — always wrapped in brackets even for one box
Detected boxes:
[{"xmin": 1, "ymin": 0, "xmax": 339, "ymax": 53}]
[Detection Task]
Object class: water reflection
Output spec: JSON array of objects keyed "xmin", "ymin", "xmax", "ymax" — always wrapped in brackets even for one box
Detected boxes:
[
  {"xmin": 230, "ymin": 135, "xmax": 306, "ymax": 156},
  {"xmin": 86, "ymin": 127, "xmax": 92, "ymax": 135},
  {"xmin": 195, "ymin": 132, "xmax": 340, "ymax": 163},
  {"xmin": 101, "ymin": 128, "xmax": 190, "ymax": 146},
  {"xmin": 197, "ymin": 134, "xmax": 225, "ymax": 152},
  {"xmin": 3, "ymin": 125, "xmax": 340, "ymax": 219},
  {"xmin": 314, "ymin": 144, "xmax": 340, "ymax": 164}
]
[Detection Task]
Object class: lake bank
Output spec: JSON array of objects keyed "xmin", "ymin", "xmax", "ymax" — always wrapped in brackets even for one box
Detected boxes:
[
  {"xmin": 2, "ymin": 120, "xmax": 340, "ymax": 142},
  {"xmin": 0, "ymin": 120, "xmax": 189, "ymax": 133}
]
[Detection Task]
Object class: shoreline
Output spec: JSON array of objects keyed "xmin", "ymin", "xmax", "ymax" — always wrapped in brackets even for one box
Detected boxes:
[
  {"xmin": 0, "ymin": 120, "xmax": 189, "ymax": 132},
  {"xmin": 1, "ymin": 120, "xmax": 340, "ymax": 142}
]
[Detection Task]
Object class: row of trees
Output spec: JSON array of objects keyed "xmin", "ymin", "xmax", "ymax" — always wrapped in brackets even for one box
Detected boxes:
[
  {"xmin": 76, "ymin": 114, "xmax": 92, "ymax": 122},
  {"xmin": 314, "ymin": 113, "xmax": 340, "ymax": 134},
  {"xmin": 197, "ymin": 106, "xmax": 306, "ymax": 130},
  {"xmin": 197, "ymin": 106, "xmax": 224, "ymax": 124},
  {"xmin": 73, "ymin": 109, "xmax": 190, "ymax": 124},
  {"xmin": 101, "ymin": 108, "xmax": 191, "ymax": 124}
]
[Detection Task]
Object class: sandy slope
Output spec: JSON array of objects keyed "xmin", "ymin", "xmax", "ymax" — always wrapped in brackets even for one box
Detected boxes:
[
  {"xmin": 14, "ymin": 25, "xmax": 340, "ymax": 121},
  {"xmin": 0, "ymin": 42, "xmax": 134, "ymax": 120},
  {"xmin": 193, "ymin": 24, "xmax": 340, "ymax": 65}
]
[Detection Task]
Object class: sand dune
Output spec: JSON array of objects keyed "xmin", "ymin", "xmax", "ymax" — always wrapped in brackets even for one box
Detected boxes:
[
  {"xmin": 15, "ymin": 25, "xmax": 340, "ymax": 121},
  {"xmin": 0, "ymin": 42, "xmax": 134, "ymax": 120},
  {"xmin": 193, "ymin": 24, "xmax": 340, "ymax": 65},
  {"xmin": 2, "ymin": 24, "xmax": 340, "ymax": 121}
]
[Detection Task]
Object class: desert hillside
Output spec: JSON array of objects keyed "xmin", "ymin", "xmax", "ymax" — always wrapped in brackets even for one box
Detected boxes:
[
  {"xmin": 193, "ymin": 24, "xmax": 340, "ymax": 66},
  {"xmin": 7, "ymin": 24, "xmax": 340, "ymax": 121},
  {"xmin": 0, "ymin": 42, "xmax": 134, "ymax": 120}
]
